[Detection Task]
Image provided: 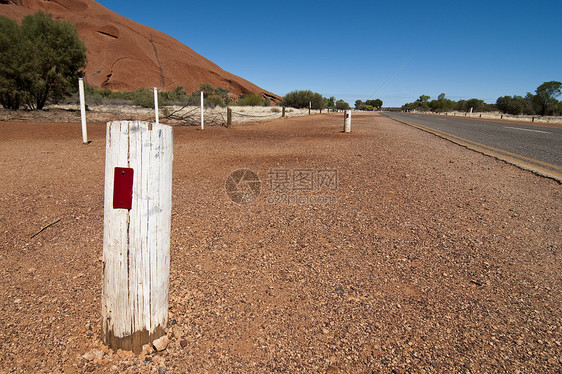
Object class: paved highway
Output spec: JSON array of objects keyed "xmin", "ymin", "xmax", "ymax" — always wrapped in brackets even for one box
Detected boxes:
[{"xmin": 383, "ymin": 112, "xmax": 562, "ymax": 181}]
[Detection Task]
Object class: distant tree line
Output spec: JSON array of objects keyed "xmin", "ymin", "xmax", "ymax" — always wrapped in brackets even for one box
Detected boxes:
[
  {"xmin": 354, "ymin": 99, "xmax": 383, "ymax": 111},
  {"xmin": 497, "ymin": 81, "xmax": 561, "ymax": 116},
  {"xmin": 402, "ymin": 81, "xmax": 562, "ymax": 116},
  {"xmin": 281, "ymin": 90, "xmax": 350, "ymax": 111}
]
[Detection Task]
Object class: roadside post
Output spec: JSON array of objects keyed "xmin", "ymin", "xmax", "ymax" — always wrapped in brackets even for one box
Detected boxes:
[
  {"xmin": 227, "ymin": 107, "xmax": 232, "ymax": 128},
  {"xmin": 344, "ymin": 110, "xmax": 352, "ymax": 133},
  {"xmin": 200, "ymin": 90, "xmax": 204, "ymax": 130},
  {"xmin": 78, "ymin": 78, "xmax": 88, "ymax": 144},
  {"xmin": 154, "ymin": 87, "xmax": 159, "ymax": 125},
  {"xmin": 102, "ymin": 120, "xmax": 173, "ymax": 353}
]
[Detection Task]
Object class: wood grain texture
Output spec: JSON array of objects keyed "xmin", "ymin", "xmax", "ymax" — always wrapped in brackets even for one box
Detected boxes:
[{"xmin": 102, "ymin": 121, "xmax": 173, "ymax": 353}]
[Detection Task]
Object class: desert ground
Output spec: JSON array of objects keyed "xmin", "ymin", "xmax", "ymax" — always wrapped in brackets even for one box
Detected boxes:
[{"xmin": 0, "ymin": 112, "xmax": 560, "ymax": 373}]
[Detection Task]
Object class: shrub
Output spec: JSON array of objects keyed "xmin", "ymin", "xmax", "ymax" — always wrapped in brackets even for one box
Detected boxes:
[
  {"xmin": 130, "ymin": 88, "xmax": 154, "ymax": 108},
  {"xmin": 237, "ymin": 93, "xmax": 264, "ymax": 106},
  {"xmin": 206, "ymin": 94, "xmax": 225, "ymax": 107},
  {"xmin": 282, "ymin": 90, "xmax": 325, "ymax": 110}
]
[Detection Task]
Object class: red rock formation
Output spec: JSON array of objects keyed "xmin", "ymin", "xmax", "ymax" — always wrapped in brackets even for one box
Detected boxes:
[{"xmin": 0, "ymin": 0, "xmax": 281, "ymax": 101}]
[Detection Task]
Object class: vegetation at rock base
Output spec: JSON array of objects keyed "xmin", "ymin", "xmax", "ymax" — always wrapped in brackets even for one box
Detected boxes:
[
  {"xmin": 0, "ymin": 11, "xmax": 87, "ymax": 110},
  {"xmin": 237, "ymin": 93, "xmax": 267, "ymax": 107},
  {"xmin": 79, "ymin": 84, "xmax": 232, "ymax": 108}
]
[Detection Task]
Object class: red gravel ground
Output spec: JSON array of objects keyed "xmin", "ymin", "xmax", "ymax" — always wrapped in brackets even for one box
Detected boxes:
[{"xmin": 0, "ymin": 112, "xmax": 560, "ymax": 373}]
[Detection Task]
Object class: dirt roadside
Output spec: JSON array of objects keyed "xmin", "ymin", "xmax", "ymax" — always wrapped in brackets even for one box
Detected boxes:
[{"xmin": 0, "ymin": 112, "xmax": 560, "ymax": 372}]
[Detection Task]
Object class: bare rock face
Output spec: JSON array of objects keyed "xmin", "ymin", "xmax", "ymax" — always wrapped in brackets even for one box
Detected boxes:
[{"xmin": 0, "ymin": 0, "xmax": 281, "ymax": 101}]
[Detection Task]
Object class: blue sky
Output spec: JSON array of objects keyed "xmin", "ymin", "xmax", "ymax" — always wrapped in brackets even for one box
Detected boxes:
[{"xmin": 96, "ymin": 0, "xmax": 561, "ymax": 107}]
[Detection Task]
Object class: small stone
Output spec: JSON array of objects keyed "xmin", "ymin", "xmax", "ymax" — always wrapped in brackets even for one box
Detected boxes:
[
  {"xmin": 158, "ymin": 367, "xmax": 166, "ymax": 374},
  {"xmin": 152, "ymin": 355, "xmax": 165, "ymax": 365},
  {"xmin": 116, "ymin": 349, "xmax": 135, "ymax": 360},
  {"xmin": 153, "ymin": 335, "xmax": 169, "ymax": 352},
  {"xmin": 171, "ymin": 326, "xmax": 182, "ymax": 339},
  {"xmin": 14, "ymin": 299, "xmax": 22, "ymax": 304},
  {"xmin": 83, "ymin": 349, "xmax": 104, "ymax": 361},
  {"xmin": 141, "ymin": 343, "xmax": 154, "ymax": 355},
  {"xmin": 27, "ymin": 267, "xmax": 36, "ymax": 274}
]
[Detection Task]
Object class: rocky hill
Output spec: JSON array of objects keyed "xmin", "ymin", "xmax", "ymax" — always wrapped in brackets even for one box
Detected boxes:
[{"xmin": 0, "ymin": 0, "xmax": 281, "ymax": 102}]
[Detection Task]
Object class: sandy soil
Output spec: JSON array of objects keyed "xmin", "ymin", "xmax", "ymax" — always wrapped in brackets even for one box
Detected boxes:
[{"xmin": 0, "ymin": 112, "xmax": 560, "ymax": 373}]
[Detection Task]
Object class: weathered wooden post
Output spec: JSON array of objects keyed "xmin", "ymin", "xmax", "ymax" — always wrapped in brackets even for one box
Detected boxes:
[
  {"xmin": 226, "ymin": 107, "xmax": 232, "ymax": 128},
  {"xmin": 309, "ymin": 101, "xmax": 311, "ymax": 115},
  {"xmin": 78, "ymin": 78, "xmax": 88, "ymax": 144},
  {"xmin": 200, "ymin": 90, "xmax": 204, "ymax": 130},
  {"xmin": 282, "ymin": 106, "xmax": 286, "ymax": 118},
  {"xmin": 344, "ymin": 110, "xmax": 351, "ymax": 133},
  {"xmin": 102, "ymin": 120, "xmax": 173, "ymax": 354},
  {"xmin": 154, "ymin": 87, "xmax": 159, "ymax": 125}
]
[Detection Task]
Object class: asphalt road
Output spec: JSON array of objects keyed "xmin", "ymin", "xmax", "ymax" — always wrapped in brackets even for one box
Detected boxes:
[{"xmin": 382, "ymin": 112, "xmax": 562, "ymax": 181}]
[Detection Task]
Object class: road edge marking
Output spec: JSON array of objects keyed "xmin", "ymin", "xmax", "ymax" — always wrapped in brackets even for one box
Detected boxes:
[{"xmin": 387, "ymin": 116, "xmax": 562, "ymax": 184}]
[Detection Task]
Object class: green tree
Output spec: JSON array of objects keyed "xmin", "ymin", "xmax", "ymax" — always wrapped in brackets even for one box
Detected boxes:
[
  {"xmin": 429, "ymin": 93, "xmax": 455, "ymax": 112},
  {"xmin": 355, "ymin": 100, "xmax": 363, "ymax": 109},
  {"xmin": 282, "ymin": 90, "xmax": 325, "ymax": 109},
  {"xmin": 20, "ymin": 11, "xmax": 87, "ymax": 109},
  {"xmin": 325, "ymin": 96, "xmax": 336, "ymax": 111},
  {"xmin": 496, "ymin": 95, "xmax": 532, "ymax": 115},
  {"xmin": 335, "ymin": 99, "xmax": 350, "ymax": 110},
  {"xmin": 365, "ymin": 99, "xmax": 383, "ymax": 109},
  {"xmin": 0, "ymin": 17, "xmax": 26, "ymax": 109},
  {"xmin": 465, "ymin": 98, "xmax": 484, "ymax": 112},
  {"xmin": 532, "ymin": 81, "xmax": 561, "ymax": 116},
  {"xmin": 417, "ymin": 95, "xmax": 430, "ymax": 103}
]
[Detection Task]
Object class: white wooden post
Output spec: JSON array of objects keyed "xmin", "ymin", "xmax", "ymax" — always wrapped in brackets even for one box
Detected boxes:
[
  {"xmin": 344, "ymin": 110, "xmax": 351, "ymax": 133},
  {"xmin": 102, "ymin": 121, "xmax": 173, "ymax": 353},
  {"xmin": 200, "ymin": 90, "xmax": 204, "ymax": 130},
  {"xmin": 78, "ymin": 78, "xmax": 88, "ymax": 144},
  {"xmin": 154, "ymin": 87, "xmax": 159, "ymax": 125}
]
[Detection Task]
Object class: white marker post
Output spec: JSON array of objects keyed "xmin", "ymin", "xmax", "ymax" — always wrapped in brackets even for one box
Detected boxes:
[
  {"xmin": 102, "ymin": 120, "xmax": 173, "ymax": 354},
  {"xmin": 154, "ymin": 87, "xmax": 159, "ymax": 125},
  {"xmin": 200, "ymin": 90, "xmax": 204, "ymax": 130},
  {"xmin": 78, "ymin": 78, "xmax": 88, "ymax": 144},
  {"xmin": 344, "ymin": 110, "xmax": 351, "ymax": 133}
]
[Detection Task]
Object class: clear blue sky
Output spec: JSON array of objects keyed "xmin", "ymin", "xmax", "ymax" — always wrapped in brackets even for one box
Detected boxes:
[{"xmin": 96, "ymin": 0, "xmax": 561, "ymax": 107}]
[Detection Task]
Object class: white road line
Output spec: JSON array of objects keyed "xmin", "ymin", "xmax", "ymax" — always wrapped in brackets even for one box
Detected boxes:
[{"xmin": 504, "ymin": 126, "xmax": 551, "ymax": 134}]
